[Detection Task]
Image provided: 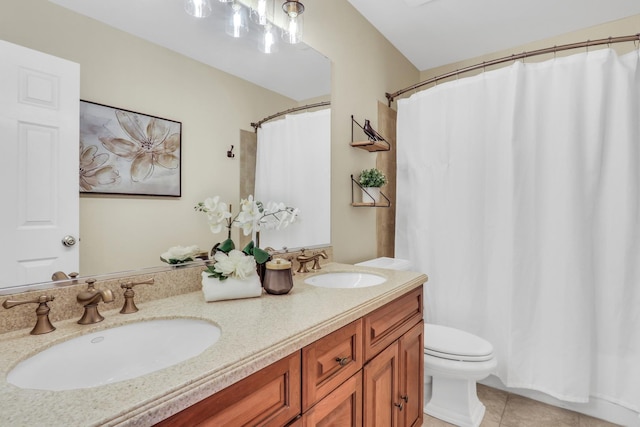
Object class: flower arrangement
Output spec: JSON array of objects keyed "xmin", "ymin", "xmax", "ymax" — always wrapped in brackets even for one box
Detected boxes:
[
  {"xmin": 359, "ymin": 168, "xmax": 387, "ymax": 188},
  {"xmin": 195, "ymin": 195, "xmax": 298, "ymax": 281},
  {"xmin": 160, "ymin": 245, "xmax": 201, "ymax": 264}
]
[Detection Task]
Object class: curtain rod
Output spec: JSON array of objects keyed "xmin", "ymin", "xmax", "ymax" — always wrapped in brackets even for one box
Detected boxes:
[
  {"xmin": 386, "ymin": 33, "xmax": 640, "ymax": 105},
  {"xmin": 251, "ymin": 101, "xmax": 331, "ymax": 131}
]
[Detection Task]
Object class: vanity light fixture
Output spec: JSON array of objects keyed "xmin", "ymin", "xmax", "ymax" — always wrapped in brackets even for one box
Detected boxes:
[
  {"xmin": 184, "ymin": 0, "xmax": 305, "ymax": 49},
  {"xmin": 281, "ymin": 0, "xmax": 304, "ymax": 44},
  {"xmin": 184, "ymin": 0, "xmax": 213, "ymax": 18}
]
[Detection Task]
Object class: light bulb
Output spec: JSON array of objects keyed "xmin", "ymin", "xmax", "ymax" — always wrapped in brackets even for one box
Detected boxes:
[
  {"xmin": 256, "ymin": 0, "xmax": 267, "ymax": 25},
  {"xmin": 225, "ymin": 2, "xmax": 248, "ymax": 38},
  {"xmin": 184, "ymin": 0, "xmax": 212, "ymax": 18},
  {"xmin": 260, "ymin": 23, "xmax": 278, "ymax": 54}
]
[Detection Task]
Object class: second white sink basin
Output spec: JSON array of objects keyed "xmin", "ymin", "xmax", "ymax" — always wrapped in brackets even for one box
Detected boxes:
[
  {"xmin": 305, "ymin": 272, "xmax": 386, "ymax": 288},
  {"xmin": 7, "ymin": 318, "xmax": 221, "ymax": 391}
]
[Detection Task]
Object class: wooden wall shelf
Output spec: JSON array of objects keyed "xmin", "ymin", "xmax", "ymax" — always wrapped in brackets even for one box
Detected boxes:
[
  {"xmin": 351, "ymin": 175, "xmax": 391, "ymax": 208},
  {"xmin": 350, "ymin": 140, "xmax": 390, "ymax": 152},
  {"xmin": 350, "ymin": 115, "xmax": 390, "ymax": 152}
]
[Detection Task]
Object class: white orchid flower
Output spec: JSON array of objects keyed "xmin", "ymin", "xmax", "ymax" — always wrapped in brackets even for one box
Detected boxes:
[{"xmin": 213, "ymin": 249, "xmax": 257, "ymax": 279}]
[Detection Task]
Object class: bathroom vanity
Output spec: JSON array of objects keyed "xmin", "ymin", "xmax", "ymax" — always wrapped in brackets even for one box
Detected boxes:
[{"xmin": 0, "ymin": 263, "xmax": 427, "ymax": 426}]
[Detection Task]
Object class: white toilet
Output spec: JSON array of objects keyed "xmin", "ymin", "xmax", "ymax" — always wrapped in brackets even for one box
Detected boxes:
[
  {"xmin": 423, "ymin": 324, "xmax": 497, "ymax": 427},
  {"xmin": 355, "ymin": 257, "xmax": 498, "ymax": 427}
]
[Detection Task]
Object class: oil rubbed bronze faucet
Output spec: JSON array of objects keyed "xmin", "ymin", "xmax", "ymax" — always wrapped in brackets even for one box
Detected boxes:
[
  {"xmin": 119, "ymin": 278, "xmax": 154, "ymax": 314},
  {"xmin": 77, "ymin": 278, "xmax": 114, "ymax": 324},
  {"xmin": 2, "ymin": 295, "xmax": 56, "ymax": 335},
  {"xmin": 296, "ymin": 250, "xmax": 328, "ymax": 273}
]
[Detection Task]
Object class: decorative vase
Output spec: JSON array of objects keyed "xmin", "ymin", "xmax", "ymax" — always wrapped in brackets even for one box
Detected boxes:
[
  {"xmin": 362, "ymin": 187, "xmax": 381, "ymax": 203},
  {"xmin": 201, "ymin": 271, "xmax": 262, "ymax": 302}
]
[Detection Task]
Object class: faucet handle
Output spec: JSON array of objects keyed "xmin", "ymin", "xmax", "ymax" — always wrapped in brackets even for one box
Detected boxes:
[
  {"xmin": 119, "ymin": 278, "xmax": 154, "ymax": 314},
  {"xmin": 2, "ymin": 295, "xmax": 56, "ymax": 335}
]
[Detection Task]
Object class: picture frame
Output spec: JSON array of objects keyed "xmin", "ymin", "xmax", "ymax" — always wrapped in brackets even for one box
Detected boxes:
[{"xmin": 79, "ymin": 100, "xmax": 182, "ymax": 197}]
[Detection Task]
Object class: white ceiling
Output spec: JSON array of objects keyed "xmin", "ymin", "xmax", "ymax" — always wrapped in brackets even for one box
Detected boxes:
[
  {"xmin": 49, "ymin": 0, "xmax": 331, "ymax": 101},
  {"xmin": 347, "ymin": 0, "xmax": 640, "ymax": 71}
]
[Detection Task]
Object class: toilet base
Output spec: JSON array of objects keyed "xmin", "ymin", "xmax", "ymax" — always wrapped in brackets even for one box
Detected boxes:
[{"xmin": 424, "ymin": 376, "xmax": 486, "ymax": 427}]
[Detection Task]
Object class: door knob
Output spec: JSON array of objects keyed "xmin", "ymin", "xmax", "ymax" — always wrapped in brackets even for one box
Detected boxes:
[{"xmin": 61, "ymin": 235, "xmax": 77, "ymax": 247}]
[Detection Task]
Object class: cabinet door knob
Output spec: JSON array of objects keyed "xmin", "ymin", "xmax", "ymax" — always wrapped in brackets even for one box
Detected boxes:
[
  {"xmin": 394, "ymin": 402, "xmax": 404, "ymax": 411},
  {"xmin": 401, "ymin": 395, "xmax": 409, "ymax": 403},
  {"xmin": 335, "ymin": 357, "xmax": 350, "ymax": 366}
]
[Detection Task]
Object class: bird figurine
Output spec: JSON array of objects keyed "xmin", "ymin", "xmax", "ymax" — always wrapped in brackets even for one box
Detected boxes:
[{"xmin": 363, "ymin": 119, "xmax": 384, "ymax": 142}]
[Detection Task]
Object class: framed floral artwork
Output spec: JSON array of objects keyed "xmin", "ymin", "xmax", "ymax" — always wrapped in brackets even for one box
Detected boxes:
[{"xmin": 79, "ymin": 100, "xmax": 182, "ymax": 196}]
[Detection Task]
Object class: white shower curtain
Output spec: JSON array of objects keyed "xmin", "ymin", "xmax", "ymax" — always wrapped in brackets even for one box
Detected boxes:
[
  {"xmin": 396, "ymin": 49, "xmax": 640, "ymax": 412},
  {"xmin": 255, "ymin": 108, "xmax": 331, "ymax": 250}
]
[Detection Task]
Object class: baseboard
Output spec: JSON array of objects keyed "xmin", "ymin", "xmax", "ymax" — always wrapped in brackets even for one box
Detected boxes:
[{"xmin": 480, "ymin": 375, "xmax": 640, "ymax": 427}]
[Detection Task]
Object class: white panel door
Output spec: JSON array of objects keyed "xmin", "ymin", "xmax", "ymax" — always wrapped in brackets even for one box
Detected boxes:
[{"xmin": 0, "ymin": 40, "xmax": 80, "ymax": 288}]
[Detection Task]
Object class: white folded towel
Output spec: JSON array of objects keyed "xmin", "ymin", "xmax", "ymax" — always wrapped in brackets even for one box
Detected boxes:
[{"xmin": 201, "ymin": 271, "xmax": 262, "ymax": 302}]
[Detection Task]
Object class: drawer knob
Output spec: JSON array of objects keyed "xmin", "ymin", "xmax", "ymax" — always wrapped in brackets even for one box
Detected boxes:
[{"xmin": 335, "ymin": 357, "xmax": 350, "ymax": 366}]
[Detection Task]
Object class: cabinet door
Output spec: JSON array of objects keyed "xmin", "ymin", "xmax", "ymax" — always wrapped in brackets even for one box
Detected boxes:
[
  {"xmin": 363, "ymin": 341, "xmax": 400, "ymax": 427},
  {"xmin": 302, "ymin": 371, "xmax": 362, "ymax": 426},
  {"xmin": 155, "ymin": 352, "xmax": 301, "ymax": 427},
  {"xmin": 302, "ymin": 319, "xmax": 363, "ymax": 410},
  {"xmin": 398, "ymin": 321, "xmax": 424, "ymax": 427}
]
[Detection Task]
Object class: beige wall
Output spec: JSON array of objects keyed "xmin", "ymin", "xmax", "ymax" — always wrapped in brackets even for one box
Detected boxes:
[
  {"xmin": 12, "ymin": 1, "xmax": 633, "ymax": 276},
  {"xmin": 1, "ymin": 0, "xmax": 420, "ymax": 277},
  {"xmin": 1, "ymin": 0, "xmax": 300, "ymax": 276},
  {"xmin": 302, "ymin": 0, "xmax": 420, "ymax": 264}
]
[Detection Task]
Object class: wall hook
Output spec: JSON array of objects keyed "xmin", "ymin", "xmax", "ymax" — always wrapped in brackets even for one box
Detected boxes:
[{"xmin": 227, "ymin": 145, "xmax": 235, "ymax": 158}]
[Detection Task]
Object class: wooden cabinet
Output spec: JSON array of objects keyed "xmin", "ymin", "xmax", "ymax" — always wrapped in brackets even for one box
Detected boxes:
[
  {"xmin": 156, "ymin": 352, "xmax": 301, "ymax": 427},
  {"xmin": 154, "ymin": 286, "xmax": 424, "ymax": 427},
  {"xmin": 363, "ymin": 287, "xmax": 424, "ymax": 427}
]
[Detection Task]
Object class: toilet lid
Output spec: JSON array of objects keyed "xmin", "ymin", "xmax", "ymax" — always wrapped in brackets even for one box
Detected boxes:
[{"xmin": 424, "ymin": 323, "xmax": 494, "ymax": 362}]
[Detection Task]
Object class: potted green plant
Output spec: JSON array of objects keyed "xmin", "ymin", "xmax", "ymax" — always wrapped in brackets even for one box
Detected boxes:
[{"xmin": 359, "ymin": 168, "xmax": 387, "ymax": 203}]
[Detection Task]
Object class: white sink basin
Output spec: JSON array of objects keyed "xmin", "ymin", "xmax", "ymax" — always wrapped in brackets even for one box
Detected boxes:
[
  {"xmin": 304, "ymin": 272, "xmax": 386, "ymax": 288},
  {"xmin": 7, "ymin": 318, "xmax": 221, "ymax": 391}
]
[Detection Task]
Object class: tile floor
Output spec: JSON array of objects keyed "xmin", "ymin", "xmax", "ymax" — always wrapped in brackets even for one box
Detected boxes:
[{"xmin": 422, "ymin": 384, "xmax": 620, "ymax": 427}]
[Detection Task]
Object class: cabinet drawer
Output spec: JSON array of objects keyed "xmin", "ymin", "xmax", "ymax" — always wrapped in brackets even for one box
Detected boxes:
[
  {"xmin": 156, "ymin": 351, "xmax": 301, "ymax": 427},
  {"xmin": 363, "ymin": 286, "xmax": 423, "ymax": 361},
  {"xmin": 302, "ymin": 319, "xmax": 363, "ymax": 411}
]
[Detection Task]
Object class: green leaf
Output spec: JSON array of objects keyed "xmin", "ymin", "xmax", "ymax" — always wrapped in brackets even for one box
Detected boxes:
[
  {"xmin": 216, "ymin": 238, "xmax": 235, "ymax": 253},
  {"xmin": 242, "ymin": 240, "xmax": 270, "ymax": 265},
  {"xmin": 253, "ymin": 247, "xmax": 270, "ymax": 264},
  {"xmin": 242, "ymin": 240, "xmax": 255, "ymax": 255}
]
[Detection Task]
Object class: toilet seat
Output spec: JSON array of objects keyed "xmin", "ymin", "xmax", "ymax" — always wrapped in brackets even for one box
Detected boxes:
[{"xmin": 424, "ymin": 324, "xmax": 494, "ymax": 362}]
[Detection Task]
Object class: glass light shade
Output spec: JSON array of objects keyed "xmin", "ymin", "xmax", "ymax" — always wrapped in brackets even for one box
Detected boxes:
[
  {"xmin": 251, "ymin": 0, "xmax": 269, "ymax": 25},
  {"xmin": 225, "ymin": 2, "xmax": 249, "ymax": 38},
  {"xmin": 184, "ymin": 0, "xmax": 213, "ymax": 18},
  {"xmin": 259, "ymin": 23, "xmax": 279, "ymax": 54},
  {"xmin": 281, "ymin": 1, "xmax": 304, "ymax": 44},
  {"xmin": 282, "ymin": 13, "xmax": 303, "ymax": 44}
]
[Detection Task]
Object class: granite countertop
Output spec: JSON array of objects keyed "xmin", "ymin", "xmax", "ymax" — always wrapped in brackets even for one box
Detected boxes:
[{"xmin": 0, "ymin": 263, "xmax": 427, "ymax": 427}]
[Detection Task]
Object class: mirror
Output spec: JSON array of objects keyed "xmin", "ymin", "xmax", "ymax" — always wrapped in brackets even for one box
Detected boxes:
[{"xmin": 0, "ymin": 0, "xmax": 330, "ymax": 292}]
